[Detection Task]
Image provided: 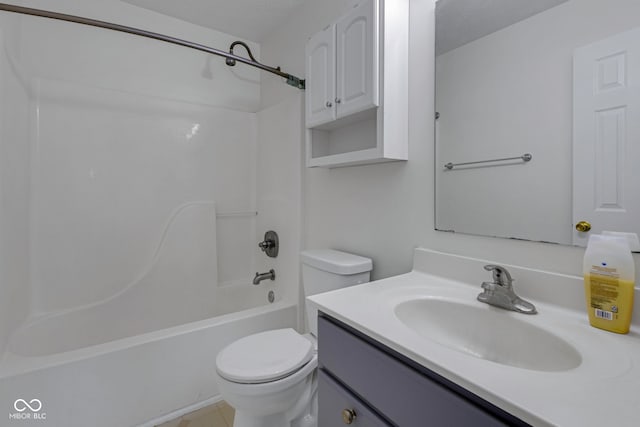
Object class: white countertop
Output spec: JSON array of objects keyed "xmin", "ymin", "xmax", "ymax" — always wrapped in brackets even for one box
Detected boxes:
[{"xmin": 308, "ymin": 249, "xmax": 640, "ymax": 427}]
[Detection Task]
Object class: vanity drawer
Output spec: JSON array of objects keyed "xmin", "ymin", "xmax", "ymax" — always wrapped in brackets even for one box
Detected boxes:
[
  {"xmin": 318, "ymin": 314, "xmax": 524, "ymax": 426},
  {"xmin": 319, "ymin": 369, "xmax": 391, "ymax": 427}
]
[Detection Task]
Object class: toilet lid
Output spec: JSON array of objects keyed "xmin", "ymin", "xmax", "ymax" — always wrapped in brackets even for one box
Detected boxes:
[{"xmin": 216, "ymin": 328, "xmax": 314, "ymax": 384}]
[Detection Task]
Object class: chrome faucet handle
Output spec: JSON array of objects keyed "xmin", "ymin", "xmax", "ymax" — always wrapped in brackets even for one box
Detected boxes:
[
  {"xmin": 483, "ymin": 264, "xmax": 513, "ymax": 288},
  {"xmin": 258, "ymin": 240, "xmax": 274, "ymax": 250},
  {"xmin": 478, "ymin": 264, "xmax": 537, "ymax": 314},
  {"xmin": 480, "ymin": 281, "xmax": 497, "ymax": 293},
  {"xmin": 258, "ymin": 230, "xmax": 279, "ymax": 258}
]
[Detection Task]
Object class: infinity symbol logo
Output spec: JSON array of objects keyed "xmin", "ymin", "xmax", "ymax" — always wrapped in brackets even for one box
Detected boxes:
[{"xmin": 13, "ymin": 399, "xmax": 42, "ymax": 412}]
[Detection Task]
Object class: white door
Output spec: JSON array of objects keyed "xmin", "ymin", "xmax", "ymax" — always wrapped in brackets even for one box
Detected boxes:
[
  {"xmin": 573, "ymin": 27, "xmax": 640, "ymax": 246},
  {"xmin": 305, "ymin": 26, "xmax": 336, "ymax": 128},
  {"xmin": 335, "ymin": 0, "xmax": 378, "ymax": 119}
]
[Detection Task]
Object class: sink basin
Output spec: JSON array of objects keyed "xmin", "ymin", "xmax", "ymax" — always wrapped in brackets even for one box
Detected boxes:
[{"xmin": 394, "ymin": 298, "xmax": 582, "ymax": 372}]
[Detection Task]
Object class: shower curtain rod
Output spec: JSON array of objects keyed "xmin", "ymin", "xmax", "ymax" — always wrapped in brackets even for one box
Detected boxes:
[{"xmin": 0, "ymin": 3, "xmax": 305, "ymax": 89}]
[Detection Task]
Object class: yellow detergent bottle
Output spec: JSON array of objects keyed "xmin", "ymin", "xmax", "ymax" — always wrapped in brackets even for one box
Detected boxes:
[{"xmin": 583, "ymin": 234, "xmax": 635, "ymax": 334}]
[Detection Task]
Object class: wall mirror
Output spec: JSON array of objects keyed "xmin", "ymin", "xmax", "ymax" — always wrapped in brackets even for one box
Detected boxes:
[{"xmin": 435, "ymin": 0, "xmax": 640, "ymax": 247}]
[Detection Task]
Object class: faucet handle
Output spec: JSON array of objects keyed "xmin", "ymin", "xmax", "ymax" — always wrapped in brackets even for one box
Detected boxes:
[
  {"xmin": 480, "ymin": 281, "xmax": 497, "ymax": 293},
  {"xmin": 483, "ymin": 264, "xmax": 513, "ymax": 288},
  {"xmin": 258, "ymin": 230, "xmax": 279, "ymax": 258}
]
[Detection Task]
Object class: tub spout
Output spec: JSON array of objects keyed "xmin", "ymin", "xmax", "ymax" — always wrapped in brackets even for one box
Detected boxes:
[{"xmin": 253, "ymin": 269, "xmax": 275, "ymax": 285}]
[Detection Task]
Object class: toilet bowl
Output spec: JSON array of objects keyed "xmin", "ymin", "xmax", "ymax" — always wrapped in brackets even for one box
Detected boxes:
[
  {"xmin": 215, "ymin": 249, "xmax": 372, "ymax": 427},
  {"xmin": 216, "ymin": 329, "xmax": 318, "ymax": 427}
]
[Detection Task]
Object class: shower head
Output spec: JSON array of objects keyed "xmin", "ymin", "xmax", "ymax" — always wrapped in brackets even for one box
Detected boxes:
[{"xmin": 225, "ymin": 41, "xmax": 256, "ymax": 68}]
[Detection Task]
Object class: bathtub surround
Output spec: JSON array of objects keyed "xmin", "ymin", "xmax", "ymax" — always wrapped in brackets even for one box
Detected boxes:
[
  {"xmin": 30, "ymin": 92, "xmax": 256, "ymax": 313},
  {"xmin": 0, "ymin": 1, "xmax": 304, "ymax": 426},
  {"xmin": 0, "ymin": 0, "xmax": 262, "ymax": 322}
]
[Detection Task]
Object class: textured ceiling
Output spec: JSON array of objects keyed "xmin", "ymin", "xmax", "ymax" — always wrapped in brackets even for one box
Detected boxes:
[
  {"xmin": 122, "ymin": 0, "xmax": 310, "ymax": 42},
  {"xmin": 436, "ymin": 0, "xmax": 569, "ymax": 55}
]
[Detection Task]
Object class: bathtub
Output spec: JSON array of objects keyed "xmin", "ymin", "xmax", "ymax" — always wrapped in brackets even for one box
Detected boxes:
[{"xmin": 0, "ymin": 285, "xmax": 297, "ymax": 427}]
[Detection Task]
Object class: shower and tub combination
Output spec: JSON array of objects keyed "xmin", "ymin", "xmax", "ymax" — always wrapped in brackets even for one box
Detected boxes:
[{"xmin": 0, "ymin": 3, "xmax": 303, "ymax": 426}]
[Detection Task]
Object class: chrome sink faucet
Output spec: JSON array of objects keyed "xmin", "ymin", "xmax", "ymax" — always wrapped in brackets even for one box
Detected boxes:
[{"xmin": 477, "ymin": 265, "xmax": 537, "ymax": 314}]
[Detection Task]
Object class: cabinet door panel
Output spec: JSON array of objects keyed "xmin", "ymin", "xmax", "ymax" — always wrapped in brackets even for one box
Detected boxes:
[
  {"xmin": 319, "ymin": 369, "xmax": 391, "ymax": 427},
  {"xmin": 305, "ymin": 26, "xmax": 336, "ymax": 127},
  {"xmin": 336, "ymin": 0, "xmax": 378, "ymax": 118}
]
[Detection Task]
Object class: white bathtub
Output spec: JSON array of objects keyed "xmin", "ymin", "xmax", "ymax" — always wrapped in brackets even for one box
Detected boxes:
[{"xmin": 0, "ymin": 285, "xmax": 297, "ymax": 427}]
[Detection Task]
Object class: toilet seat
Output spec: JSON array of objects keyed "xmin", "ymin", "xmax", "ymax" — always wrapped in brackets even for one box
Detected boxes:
[{"xmin": 216, "ymin": 328, "xmax": 314, "ymax": 384}]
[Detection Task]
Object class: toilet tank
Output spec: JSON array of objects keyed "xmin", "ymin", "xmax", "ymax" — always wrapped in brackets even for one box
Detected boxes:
[{"xmin": 301, "ymin": 249, "xmax": 372, "ymax": 336}]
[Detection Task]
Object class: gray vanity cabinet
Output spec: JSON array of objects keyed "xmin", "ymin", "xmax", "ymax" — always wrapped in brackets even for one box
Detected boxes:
[{"xmin": 318, "ymin": 313, "xmax": 530, "ymax": 427}]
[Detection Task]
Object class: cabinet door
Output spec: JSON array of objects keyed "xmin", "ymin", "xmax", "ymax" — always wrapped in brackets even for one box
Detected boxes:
[
  {"xmin": 305, "ymin": 25, "xmax": 336, "ymax": 128},
  {"xmin": 335, "ymin": 0, "xmax": 379, "ymax": 118}
]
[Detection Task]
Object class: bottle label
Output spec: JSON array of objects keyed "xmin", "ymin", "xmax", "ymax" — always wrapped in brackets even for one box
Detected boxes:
[{"xmin": 589, "ymin": 271, "xmax": 619, "ymax": 321}]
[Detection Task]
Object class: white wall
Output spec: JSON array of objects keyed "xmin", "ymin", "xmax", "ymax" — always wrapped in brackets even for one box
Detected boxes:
[
  {"xmin": 436, "ymin": 0, "xmax": 640, "ymax": 244},
  {"xmin": 0, "ymin": 14, "xmax": 31, "ymax": 355},
  {"xmin": 261, "ymin": 0, "xmax": 640, "ymax": 284}
]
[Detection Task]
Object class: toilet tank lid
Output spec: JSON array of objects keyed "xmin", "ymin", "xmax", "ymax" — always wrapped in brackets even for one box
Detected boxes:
[{"xmin": 300, "ymin": 249, "xmax": 372, "ymax": 275}]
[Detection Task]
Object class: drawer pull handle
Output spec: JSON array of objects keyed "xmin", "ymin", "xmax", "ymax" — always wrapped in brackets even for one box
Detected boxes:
[{"xmin": 342, "ymin": 408, "xmax": 357, "ymax": 424}]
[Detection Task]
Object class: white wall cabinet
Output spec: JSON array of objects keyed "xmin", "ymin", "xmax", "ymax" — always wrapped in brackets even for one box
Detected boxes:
[
  {"xmin": 305, "ymin": 0, "xmax": 408, "ymax": 168},
  {"xmin": 306, "ymin": 0, "xmax": 378, "ymax": 127}
]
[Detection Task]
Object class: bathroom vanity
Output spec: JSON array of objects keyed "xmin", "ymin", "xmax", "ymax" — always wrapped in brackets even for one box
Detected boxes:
[
  {"xmin": 318, "ymin": 314, "xmax": 527, "ymax": 426},
  {"xmin": 308, "ymin": 249, "xmax": 640, "ymax": 427}
]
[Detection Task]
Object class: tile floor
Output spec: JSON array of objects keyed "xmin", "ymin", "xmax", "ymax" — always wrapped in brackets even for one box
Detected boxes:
[{"xmin": 156, "ymin": 401, "xmax": 235, "ymax": 427}]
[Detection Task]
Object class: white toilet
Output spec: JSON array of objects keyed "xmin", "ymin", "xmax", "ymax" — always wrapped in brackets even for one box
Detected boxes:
[{"xmin": 215, "ymin": 249, "xmax": 372, "ymax": 427}]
